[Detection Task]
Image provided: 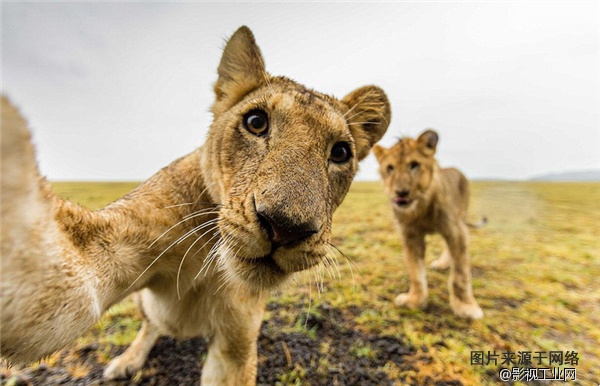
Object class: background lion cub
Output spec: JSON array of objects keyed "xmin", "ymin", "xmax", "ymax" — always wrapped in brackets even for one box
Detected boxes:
[
  {"xmin": 373, "ymin": 130, "xmax": 483, "ymax": 319},
  {"xmin": 1, "ymin": 26, "xmax": 390, "ymax": 385}
]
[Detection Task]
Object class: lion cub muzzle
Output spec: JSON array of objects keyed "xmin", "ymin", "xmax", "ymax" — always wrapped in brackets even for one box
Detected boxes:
[
  {"xmin": 393, "ymin": 188, "xmax": 413, "ymax": 207},
  {"xmin": 253, "ymin": 168, "xmax": 325, "ymax": 250},
  {"xmin": 255, "ymin": 206, "xmax": 320, "ymax": 249}
]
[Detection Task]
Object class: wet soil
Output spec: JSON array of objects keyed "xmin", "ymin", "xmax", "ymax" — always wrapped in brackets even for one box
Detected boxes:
[{"xmin": 1, "ymin": 302, "xmax": 462, "ymax": 385}]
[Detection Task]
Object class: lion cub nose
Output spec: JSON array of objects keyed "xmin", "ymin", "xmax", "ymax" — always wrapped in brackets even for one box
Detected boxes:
[
  {"xmin": 256, "ymin": 209, "xmax": 319, "ymax": 248},
  {"xmin": 396, "ymin": 189, "xmax": 410, "ymax": 198}
]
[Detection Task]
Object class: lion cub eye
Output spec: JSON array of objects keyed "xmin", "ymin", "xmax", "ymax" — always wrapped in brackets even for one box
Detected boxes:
[
  {"xmin": 409, "ymin": 161, "xmax": 420, "ymax": 170},
  {"xmin": 330, "ymin": 142, "xmax": 352, "ymax": 164},
  {"xmin": 243, "ymin": 109, "xmax": 269, "ymax": 136},
  {"xmin": 386, "ymin": 164, "xmax": 394, "ymax": 173}
]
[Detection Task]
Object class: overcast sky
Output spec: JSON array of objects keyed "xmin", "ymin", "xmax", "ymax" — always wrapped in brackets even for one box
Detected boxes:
[{"xmin": 2, "ymin": 2, "xmax": 598, "ymax": 181}]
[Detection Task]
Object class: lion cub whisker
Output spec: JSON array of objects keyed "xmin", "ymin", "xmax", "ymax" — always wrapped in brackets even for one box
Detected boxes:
[
  {"xmin": 147, "ymin": 208, "xmax": 220, "ymax": 250},
  {"xmin": 161, "ymin": 185, "xmax": 212, "ymax": 209},
  {"xmin": 312, "ymin": 264, "xmax": 324, "ymax": 295},
  {"xmin": 193, "ymin": 221, "xmax": 245, "ymax": 281},
  {"xmin": 163, "ymin": 202, "xmax": 196, "ymax": 209},
  {"xmin": 176, "ymin": 223, "xmax": 222, "ymax": 300},
  {"xmin": 212, "ymin": 243, "xmax": 241, "ymax": 296},
  {"xmin": 181, "ymin": 208, "xmax": 221, "ymax": 221},
  {"xmin": 320, "ymin": 255, "xmax": 335, "ymax": 281},
  {"xmin": 321, "ymin": 254, "xmax": 341, "ymax": 281},
  {"xmin": 327, "ymin": 242, "xmax": 360, "ymax": 274},
  {"xmin": 162, "ymin": 200, "xmax": 220, "ymax": 209},
  {"xmin": 126, "ymin": 219, "xmax": 220, "ymax": 293},
  {"xmin": 327, "ymin": 243, "xmax": 358, "ymax": 289},
  {"xmin": 194, "ymin": 234, "xmax": 224, "ymax": 280},
  {"xmin": 174, "ymin": 218, "xmax": 220, "ymax": 246}
]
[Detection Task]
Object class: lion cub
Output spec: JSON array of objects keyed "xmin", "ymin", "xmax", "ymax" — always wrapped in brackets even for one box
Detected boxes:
[
  {"xmin": 1, "ymin": 26, "xmax": 391, "ymax": 385},
  {"xmin": 373, "ymin": 130, "xmax": 483, "ymax": 319}
]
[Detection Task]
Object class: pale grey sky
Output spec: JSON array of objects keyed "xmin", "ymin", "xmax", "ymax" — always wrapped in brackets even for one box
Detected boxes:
[{"xmin": 2, "ymin": 2, "xmax": 599, "ymax": 181}]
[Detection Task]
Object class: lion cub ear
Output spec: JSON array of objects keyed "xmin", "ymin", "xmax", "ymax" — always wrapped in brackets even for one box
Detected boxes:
[
  {"xmin": 372, "ymin": 144, "xmax": 387, "ymax": 163},
  {"xmin": 417, "ymin": 129, "xmax": 439, "ymax": 156},
  {"xmin": 212, "ymin": 26, "xmax": 268, "ymax": 116},
  {"xmin": 342, "ymin": 85, "xmax": 391, "ymax": 161}
]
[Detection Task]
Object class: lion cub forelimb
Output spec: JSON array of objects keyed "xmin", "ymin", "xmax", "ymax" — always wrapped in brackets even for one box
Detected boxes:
[{"xmin": 374, "ymin": 129, "xmax": 483, "ymax": 319}]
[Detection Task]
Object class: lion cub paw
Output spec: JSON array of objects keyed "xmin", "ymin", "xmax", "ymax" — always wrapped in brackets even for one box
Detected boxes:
[
  {"xmin": 430, "ymin": 249, "xmax": 451, "ymax": 270},
  {"xmin": 103, "ymin": 352, "xmax": 145, "ymax": 380},
  {"xmin": 394, "ymin": 293, "xmax": 427, "ymax": 309},
  {"xmin": 451, "ymin": 300, "xmax": 484, "ymax": 319},
  {"xmin": 429, "ymin": 257, "xmax": 450, "ymax": 270}
]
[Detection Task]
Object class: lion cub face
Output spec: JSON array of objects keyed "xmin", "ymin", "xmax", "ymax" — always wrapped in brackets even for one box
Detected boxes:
[
  {"xmin": 201, "ymin": 27, "xmax": 391, "ymax": 290},
  {"xmin": 373, "ymin": 130, "xmax": 439, "ymax": 214}
]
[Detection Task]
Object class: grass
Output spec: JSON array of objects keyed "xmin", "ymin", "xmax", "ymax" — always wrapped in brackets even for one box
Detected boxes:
[
  {"xmin": 18, "ymin": 181, "xmax": 600, "ymax": 384},
  {"xmin": 332, "ymin": 181, "xmax": 599, "ymax": 385}
]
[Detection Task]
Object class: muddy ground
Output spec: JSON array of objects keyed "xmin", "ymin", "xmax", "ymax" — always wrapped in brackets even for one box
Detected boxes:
[{"xmin": 2, "ymin": 303, "xmax": 464, "ymax": 386}]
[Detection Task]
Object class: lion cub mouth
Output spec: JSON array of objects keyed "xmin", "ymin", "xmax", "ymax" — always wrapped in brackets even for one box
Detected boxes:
[
  {"xmin": 245, "ymin": 253, "xmax": 285, "ymax": 275},
  {"xmin": 392, "ymin": 196, "xmax": 413, "ymax": 207}
]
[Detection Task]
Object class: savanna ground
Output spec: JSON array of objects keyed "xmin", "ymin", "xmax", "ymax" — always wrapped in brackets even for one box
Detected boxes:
[{"xmin": 2, "ymin": 181, "xmax": 598, "ymax": 385}]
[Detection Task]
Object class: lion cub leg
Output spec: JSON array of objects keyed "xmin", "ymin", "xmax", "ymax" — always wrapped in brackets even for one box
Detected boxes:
[
  {"xmin": 103, "ymin": 318, "xmax": 161, "ymax": 379},
  {"xmin": 201, "ymin": 305, "xmax": 264, "ymax": 386},
  {"xmin": 395, "ymin": 233, "xmax": 428, "ymax": 309},
  {"xmin": 430, "ymin": 241, "xmax": 451, "ymax": 270},
  {"xmin": 202, "ymin": 331, "xmax": 258, "ymax": 386},
  {"xmin": 443, "ymin": 226, "xmax": 484, "ymax": 319}
]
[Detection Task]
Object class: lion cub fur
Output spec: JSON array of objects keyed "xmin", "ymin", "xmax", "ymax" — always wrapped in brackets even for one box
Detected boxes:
[
  {"xmin": 0, "ymin": 26, "xmax": 391, "ymax": 385},
  {"xmin": 373, "ymin": 130, "xmax": 483, "ymax": 319}
]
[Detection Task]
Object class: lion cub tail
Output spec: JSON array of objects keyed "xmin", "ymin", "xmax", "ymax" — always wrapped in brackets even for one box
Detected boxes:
[{"xmin": 466, "ymin": 216, "xmax": 488, "ymax": 229}]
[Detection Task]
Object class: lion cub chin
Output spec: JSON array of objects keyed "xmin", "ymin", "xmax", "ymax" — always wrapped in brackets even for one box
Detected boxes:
[
  {"xmin": 1, "ymin": 26, "xmax": 391, "ymax": 385},
  {"xmin": 373, "ymin": 129, "xmax": 483, "ymax": 319}
]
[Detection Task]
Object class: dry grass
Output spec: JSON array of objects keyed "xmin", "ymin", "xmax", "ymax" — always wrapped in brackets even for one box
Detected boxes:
[{"xmin": 14, "ymin": 180, "xmax": 600, "ymax": 384}]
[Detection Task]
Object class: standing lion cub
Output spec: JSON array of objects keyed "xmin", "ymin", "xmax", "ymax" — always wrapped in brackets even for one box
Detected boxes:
[
  {"xmin": 373, "ymin": 130, "xmax": 483, "ymax": 319},
  {"xmin": 0, "ymin": 26, "xmax": 391, "ymax": 385}
]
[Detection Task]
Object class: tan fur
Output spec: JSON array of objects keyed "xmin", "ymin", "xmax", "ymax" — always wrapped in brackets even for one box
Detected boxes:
[
  {"xmin": 373, "ymin": 129, "xmax": 483, "ymax": 319},
  {"xmin": 0, "ymin": 26, "xmax": 390, "ymax": 385}
]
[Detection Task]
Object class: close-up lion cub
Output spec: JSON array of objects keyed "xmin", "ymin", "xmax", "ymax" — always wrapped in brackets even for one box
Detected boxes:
[
  {"xmin": 1, "ymin": 26, "xmax": 390, "ymax": 385},
  {"xmin": 373, "ymin": 130, "xmax": 483, "ymax": 319}
]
